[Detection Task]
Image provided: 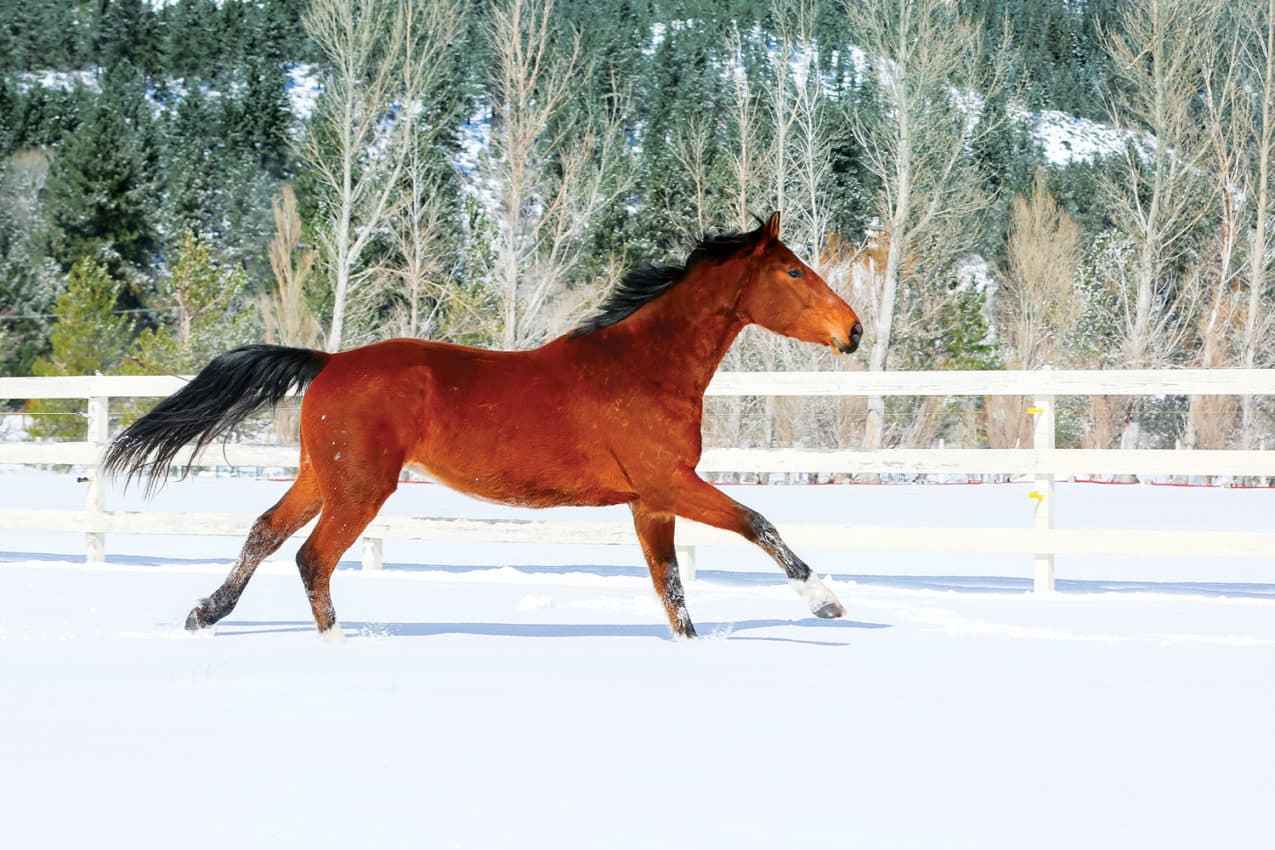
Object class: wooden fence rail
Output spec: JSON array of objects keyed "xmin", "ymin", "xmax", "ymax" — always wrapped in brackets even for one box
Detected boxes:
[{"xmin": 3, "ymin": 368, "xmax": 1274, "ymax": 591}]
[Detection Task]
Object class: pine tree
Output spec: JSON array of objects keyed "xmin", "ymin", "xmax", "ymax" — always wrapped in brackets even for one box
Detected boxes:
[
  {"xmin": 160, "ymin": 85, "xmax": 224, "ymax": 239},
  {"xmin": 971, "ymin": 88, "xmax": 1041, "ymax": 259},
  {"xmin": 28, "ymin": 259, "xmax": 134, "ymax": 438},
  {"xmin": 227, "ymin": 57, "xmax": 293, "ymax": 178},
  {"xmin": 43, "ymin": 100, "xmax": 157, "ymax": 280},
  {"xmin": 0, "ymin": 188, "xmax": 59, "ymax": 376},
  {"xmin": 159, "ymin": 0, "xmax": 220, "ymax": 82},
  {"xmin": 128, "ymin": 231, "xmax": 257, "ymax": 375},
  {"xmin": 95, "ymin": 0, "xmax": 161, "ymax": 76}
]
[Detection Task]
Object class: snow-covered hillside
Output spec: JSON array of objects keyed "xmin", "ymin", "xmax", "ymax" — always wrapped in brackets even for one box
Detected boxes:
[{"xmin": 1033, "ymin": 108, "xmax": 1141, "ymax": 165}]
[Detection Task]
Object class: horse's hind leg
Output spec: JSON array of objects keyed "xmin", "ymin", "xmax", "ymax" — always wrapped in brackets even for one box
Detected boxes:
[
  {"xmin": 659, "ymin": 467, "xmax": 846, "ymax": 619},
  {"xmin": 631, "ymin": 505, "xmax": 696, "ymax": 640},
  {"xmin": 186, "ymin": 469, "xmax": 322, "ymax": 630},
  {"xmin": 295, "ymin": 472, "xmax": 399, "ymax": 638}
]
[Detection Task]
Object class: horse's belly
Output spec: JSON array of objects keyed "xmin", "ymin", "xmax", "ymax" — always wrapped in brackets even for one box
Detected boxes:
[{"xmin": 406, "ymin": 461, "xmax": 635, "ymax": 509}]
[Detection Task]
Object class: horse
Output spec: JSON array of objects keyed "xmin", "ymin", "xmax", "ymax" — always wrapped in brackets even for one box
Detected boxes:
[{"xmin": 104, "ymin": 212, "xmax": 863, "ymax": 639}]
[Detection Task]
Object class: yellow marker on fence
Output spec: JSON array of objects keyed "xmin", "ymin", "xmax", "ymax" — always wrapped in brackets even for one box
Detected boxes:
[
  {"xmin": 1027, "ymin": 406, "xmax": 1043, "ymax": 415},
  {"xmin": 1028, "ymin": 491, "xmax": 1044, "ymax": 503}
]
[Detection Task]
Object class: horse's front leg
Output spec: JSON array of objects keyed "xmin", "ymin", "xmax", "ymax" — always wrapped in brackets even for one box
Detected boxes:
[
  {"xmin": 659, "ymin": 467, "xmax": 846, "ymax": 619},
  {"xmin": 630, "ymin": 504, "xmax": 697, "ymax": 639}
]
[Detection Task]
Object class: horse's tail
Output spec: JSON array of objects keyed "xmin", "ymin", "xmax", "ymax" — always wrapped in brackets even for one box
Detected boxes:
[{"xmin": 104, "ymin": 345, "xmax": 331, "ymax": 493}]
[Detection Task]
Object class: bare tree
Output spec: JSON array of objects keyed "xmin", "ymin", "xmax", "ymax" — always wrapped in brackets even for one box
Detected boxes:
[
  {"xmin": 986, "ymin": 174, "xmax": 1082, "ymax": 450},
  {"xmin": 667, "ymin": 115, "xmax": 718, "ymax": 240},
  {"xmin": 1182, "ymin": 24, "xmax": 1257, "ymax": 456},
  {"xmin": 484, "ymin": 0, "xmax": 630, "ymax": 349},
  {"xmin": 302, "ymin": 0, "xmax": 460, "ymax": 352},
  {"xmin": 770, "ymin": 0, "xmax": 836, "ymax": 256},
  {"xmin": 260, "ymin": 187, "xmax": 321, "ymax": 440},
  {"xmin": 724, "ymin": 23, "xmax": 769, "ymax": 231},
  {"xmin": 1101, "ymin": 0, "xmax": 1218, "ymax": 448},
  {"xmin": 260, "ymin": 187, "xmax": 320, "ymax": 350},
  {"xmin": 1239, "ymin": 0, "xmax": 1275, "ymax": 450},
  {"xmin": 846, "ymin": 0, "xmax": 1007, "ymax": 453},
  {"xmin": 1000, "ymin": 175, "xmax": 1083, "ymax": 370},
  {"xmin": 356, "ymin": 0, "xmax": 467, "ymax": 343}
]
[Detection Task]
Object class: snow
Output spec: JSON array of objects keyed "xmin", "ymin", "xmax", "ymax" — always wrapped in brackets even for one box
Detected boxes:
[
  {"xmin": 1, "ymin": 470, "xmax": 1273, "ymax": 848},
  {"xmin": 284, "ymin": 63, "xmax": 322, "ymax": 123},
  {"xmin": 1032, "ymin": 108, "xmax": 1145, "ymax": 165},
  {"xmin": 14, "ymin": 69, "xmax": 100, "ymax": 95},
  {"xmin": 454, "ymin": 105, "xmax": 492, "ymax": 179}
]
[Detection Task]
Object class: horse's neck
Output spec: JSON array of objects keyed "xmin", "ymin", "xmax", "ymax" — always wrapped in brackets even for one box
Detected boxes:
[{"xmin": 593, "ymin": 262, "xmax": 749, "ymax": 396}]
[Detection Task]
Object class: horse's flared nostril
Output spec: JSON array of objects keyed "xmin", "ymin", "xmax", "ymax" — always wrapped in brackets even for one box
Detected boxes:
[{"xmin": 838, "ymin": 322, "xmax": 863, "ymax": 353}]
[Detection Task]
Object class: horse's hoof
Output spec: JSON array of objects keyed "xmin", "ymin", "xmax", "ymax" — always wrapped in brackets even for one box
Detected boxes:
[
  {"xmin": 672, "ymin": 624, "xmax": 699, "ymax": 641},
  {"xmin": 185, "ymin": 607, "xmax": 208, "ymax": 631},
  {"xmin": 813, "ymin": 601, "xmax": 845, "ymax": 619}
]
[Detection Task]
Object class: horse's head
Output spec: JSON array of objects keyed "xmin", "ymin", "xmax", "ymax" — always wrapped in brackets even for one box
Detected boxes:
[{"xmin": 736, "ymin": 212, "xmax": 863, "ymax": 354}]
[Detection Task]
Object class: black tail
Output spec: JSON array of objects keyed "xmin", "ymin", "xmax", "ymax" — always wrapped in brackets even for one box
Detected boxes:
[{"xmin": 104, "ymin": 345, "xmax": 330, "ymax": 493}]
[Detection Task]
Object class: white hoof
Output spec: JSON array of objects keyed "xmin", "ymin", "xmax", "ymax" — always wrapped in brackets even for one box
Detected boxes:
[
  {"xmin": 789, "ymin": 576, "xmax": 845, "ymax": 619},
  {"xmin": 318, "ymin": 622, "xmax": 346, "ymax": 642}
]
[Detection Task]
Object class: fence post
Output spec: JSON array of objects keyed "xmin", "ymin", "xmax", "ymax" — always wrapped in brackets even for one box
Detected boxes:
[
  {"xmin": 1030, "ymin": 393, "xmax": 1056, "ymax": 592},
  {"xmin": 85, "ymin": 395, "xmax": 109, "ymax": 564},
  {"xmin": 361, "ymin": 536, "xmax": 383, "ymax": 571},
  {"xmin": 677, "ymin": 545, "xmax": 697, "ymax": 583}
]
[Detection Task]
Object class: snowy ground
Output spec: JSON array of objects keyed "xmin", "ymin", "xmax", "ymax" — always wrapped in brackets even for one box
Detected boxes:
[{"xmin": 2, "ymin": 471, "xmax": 1273, "ymax": 849}]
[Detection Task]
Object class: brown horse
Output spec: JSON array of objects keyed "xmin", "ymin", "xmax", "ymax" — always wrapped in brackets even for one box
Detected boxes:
[{"xmin": 105, "ymin": 212, "xmax": 863, "ymax": 639}]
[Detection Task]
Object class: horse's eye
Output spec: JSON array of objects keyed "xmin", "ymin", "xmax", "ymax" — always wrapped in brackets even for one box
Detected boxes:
[{"xmin": 787, "ymin": 269, "xmax": 804, "ymax": 279}]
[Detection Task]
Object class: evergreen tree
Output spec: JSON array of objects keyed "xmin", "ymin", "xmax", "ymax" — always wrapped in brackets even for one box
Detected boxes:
[
  {"xmin": 0, "ymin": 189, "xmax": 59, "ymax": 376},
  {"xmin": 94, "ymin": 0, "xmax": 162, "ymax": 76},
  {"xmin": 28, "ymin": 258, "xmax": 133, "ymax": 438},
  {"xmin": 43, "ymin": 100, "xmax": 158, "ymax": 280},
  {"xmin": 159, "ymin": 0, "xmax": 221, "ymax": 82},
  {"xmin": 160, "ymin": 85, "xmax": 224, "ymax": 239},
  {"xmin": 824, "ymin": 53, "xmax": 883, "ymax": 244},
  {"xmin": 3, "ymin": 83, "xmax": 89, "ymax": 151},
  {"xmin": 226, "ymin": 57, "xmax": 293, "ymax": 177},
  {"xmin": 971, "ymin": 88, "xmax": 1041, "ymax": 259},
  {"xmin": 0, "ymin": 3, "xmax": 91, "ymax": 72},
  {"xmin": 128, "ymin": 231, "xmax": 257, "ymax": 374}
]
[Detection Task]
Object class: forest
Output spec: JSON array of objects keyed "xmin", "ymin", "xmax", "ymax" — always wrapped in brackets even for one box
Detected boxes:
[{"xmin": 0, "ymin": 0, "xmax": 1272, "ymax": 458}]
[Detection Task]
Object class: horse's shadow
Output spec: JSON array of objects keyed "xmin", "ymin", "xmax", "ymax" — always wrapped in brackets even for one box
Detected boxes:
[{"xmin": 213, "ymin": 616, "xmax": 891, "ymax": 645}]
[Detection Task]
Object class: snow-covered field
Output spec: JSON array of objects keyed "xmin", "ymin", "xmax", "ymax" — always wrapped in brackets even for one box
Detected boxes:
[{"xmin": 2, "ymin": 471, "xmax": 1273, "ymax": 849}]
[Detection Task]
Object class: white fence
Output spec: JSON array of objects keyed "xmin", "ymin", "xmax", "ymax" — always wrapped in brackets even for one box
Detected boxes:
[{"xmin": 2, "ymin": 369, "xmax": 1274, "ymax": 591}]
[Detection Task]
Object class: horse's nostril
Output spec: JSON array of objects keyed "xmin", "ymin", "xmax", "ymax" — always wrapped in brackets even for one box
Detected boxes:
[{"xmin": 850, "ymin": 322, "xmax": 863, "ymax": 343}]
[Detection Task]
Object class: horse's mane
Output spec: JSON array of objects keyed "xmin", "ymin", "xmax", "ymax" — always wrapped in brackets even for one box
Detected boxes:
[{"xmin": 571, "ymin": 225, "xmax": 763, "ymax": 337}]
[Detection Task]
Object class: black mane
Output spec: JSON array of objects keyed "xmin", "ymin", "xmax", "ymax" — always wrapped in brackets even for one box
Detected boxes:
[{"xmin": 571, "ymin": 226, "xmax": 763, "ymax": 337}]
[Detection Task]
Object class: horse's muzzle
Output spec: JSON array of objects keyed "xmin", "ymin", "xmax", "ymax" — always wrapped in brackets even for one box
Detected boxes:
[{"xmin": 834, "ymin": 322, "xmax": 863, "ymax": 354}]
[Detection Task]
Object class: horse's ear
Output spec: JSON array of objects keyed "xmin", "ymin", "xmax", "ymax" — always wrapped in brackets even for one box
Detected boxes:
[
  {"xmin": 753, "ymin": 211, "xmax": 781, "ymax": 255},
  {"xmin": 764, "ymin": 211, "xmax": 781, "ymax": 241}
]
